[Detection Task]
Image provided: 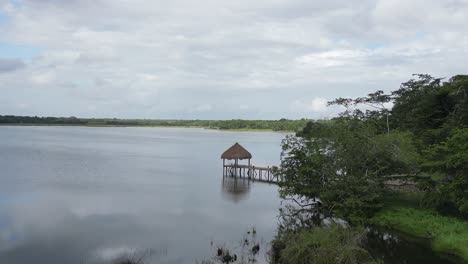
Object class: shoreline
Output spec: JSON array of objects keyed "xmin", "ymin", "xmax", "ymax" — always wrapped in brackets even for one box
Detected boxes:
[
  {"xmin": 369, "ymin": 194, "xmax": 468, "ymax": 261},
  {"xmin": 0, "ymin": 123, "xmax": 293, "ymax": 133}
]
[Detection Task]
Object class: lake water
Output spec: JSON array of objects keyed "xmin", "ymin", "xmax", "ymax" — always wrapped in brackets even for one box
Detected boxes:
[
  {"xmin": 0, "ymin": 126, "xmax": 463, "ymax": 264},
  {"xmin": 0, "ymin": 126, "xmax": 285, "ymax": 264}
]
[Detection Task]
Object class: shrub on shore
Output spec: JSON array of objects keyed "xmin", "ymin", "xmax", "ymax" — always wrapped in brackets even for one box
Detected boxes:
[{"xmin": 270, "ymin": 224, "xmax": 379, "ymax": 264}]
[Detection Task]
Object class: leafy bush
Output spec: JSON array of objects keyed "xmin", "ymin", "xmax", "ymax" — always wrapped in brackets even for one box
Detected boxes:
[
  {"xmin": 270, "ymin": 225, "xmax": 378, "ymax": 264},
  {"xmin": 422, "ymin": 128, "xmax": 468, "ymax": 217}
]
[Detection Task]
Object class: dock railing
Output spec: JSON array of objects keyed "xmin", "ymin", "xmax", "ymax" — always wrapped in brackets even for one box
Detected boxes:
[{"xmin": 223, "ymin": 164, "xmax": 281, "ymax": 183}]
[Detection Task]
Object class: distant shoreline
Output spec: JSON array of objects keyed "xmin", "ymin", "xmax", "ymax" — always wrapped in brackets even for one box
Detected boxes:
[
  {"xmin": 0, "ymin": 123, "xmax": 293, "ymax": 133},
  {"xmin": 0, "ymin": 115, "xmax": 309, "ymax": 132}
]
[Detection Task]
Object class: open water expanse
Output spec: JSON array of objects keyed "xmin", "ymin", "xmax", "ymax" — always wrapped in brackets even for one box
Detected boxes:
[
  {"xmin": 0, "ymin": 126, "xmax": 463, "ymax": 264},
  {"xmin": 0, "ymin": 126, "xmax": 285, "ymax": 264}
]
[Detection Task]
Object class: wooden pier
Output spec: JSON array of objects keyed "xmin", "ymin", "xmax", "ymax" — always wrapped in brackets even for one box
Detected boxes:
[
  {"xmin": 223, "ymin": 164, "xmax": 280, "ymax": 183},
  {"xmin": 221, "ymin": 142, "xmax": 282, "ymax": 184}
]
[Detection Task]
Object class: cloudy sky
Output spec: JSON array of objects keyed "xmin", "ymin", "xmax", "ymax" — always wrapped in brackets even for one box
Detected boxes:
[{"xmin": 0, "ymin": 0, "xmax": 467, "ymax": 119}]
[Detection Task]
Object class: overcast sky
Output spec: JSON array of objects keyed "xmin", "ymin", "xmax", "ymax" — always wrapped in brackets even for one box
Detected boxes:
[{"xmin": 0, "ymin": 0, "xmax": 467, "ymax": 119}]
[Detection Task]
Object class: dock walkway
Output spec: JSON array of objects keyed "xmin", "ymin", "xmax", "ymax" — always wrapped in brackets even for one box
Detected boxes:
[{"xmin": 223, "ymin": 164, "xmax": 281, "ymax": 183}]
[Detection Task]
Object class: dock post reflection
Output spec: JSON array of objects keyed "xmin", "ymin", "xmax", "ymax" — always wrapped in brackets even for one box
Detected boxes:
[{"xmin": 221, "ymin": 174, "xmax": 251, "ymax": 202}]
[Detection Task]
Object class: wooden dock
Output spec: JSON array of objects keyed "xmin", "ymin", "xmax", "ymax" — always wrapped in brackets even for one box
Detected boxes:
[
  {"xmin": 223, "ymin": 164, "xmax": 281, "ymax": 183},
  {"xmin": 221, "ymin": 142, "xmax": 282, "ymax": 184}
]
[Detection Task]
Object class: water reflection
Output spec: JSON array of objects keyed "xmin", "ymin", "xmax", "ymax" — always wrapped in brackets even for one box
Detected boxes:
[
  {"xmin": 0, "ymin": 126, "xmax": 284, "ymax": 264},
  {"xmin": 221, "ymin": 176, "xmax": 252, "ymax": 202}
]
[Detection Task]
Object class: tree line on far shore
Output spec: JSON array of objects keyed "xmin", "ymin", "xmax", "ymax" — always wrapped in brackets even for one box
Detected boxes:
[{"xmin": 0, "ymin": 116, "xmax": 311, "ymax": 132}]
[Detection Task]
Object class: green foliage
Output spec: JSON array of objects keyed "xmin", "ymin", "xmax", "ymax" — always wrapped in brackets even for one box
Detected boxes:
[
  {"xmin": 0, "ymin": 115, "xmax": 87, "ymax": 125},
  {"xmin": 270, "ymin": 225, "xmax": 378, "ymax": 264},
  {"xmin": 275, "ymin": 74, "xmax": 468, "ymax": 263},
  {"xmin": 391, "ymin": 75, "xmax": 446, "ymax": 138},
  {"xmin": 284, "ymin": 74, "xmax": 468, "ymax": 222},
  {"xmin": 391, "ymin": 74, "xmax": 468, "ymax": 144},
  {"xmin": 395, "ymin": 75, "xmax": 468, "ymax": 217},
  {"xmin": 422, "ymin": 128, "xmax": 468, "ymax": 217},
  {"xmin": 371, "ymin": 132, "xmax": 421, "ymax": 175},
  {"xmin": 278, "ymin": 119, "xmax": 420, "ymax": 224},
  {"xmin": 369, "ymin": 202, "xmax": 468, "ymax": 260},
  {"xmin": 0, "ymin": 115, "xmax": 310, "ymax": 132},
  {"xmin": 423, "ymin": 128, "xmax": 468, "ymax": 174}
]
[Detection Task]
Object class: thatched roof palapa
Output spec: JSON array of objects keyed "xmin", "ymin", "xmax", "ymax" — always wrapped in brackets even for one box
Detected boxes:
[{"xmin": 221, "ymin": 142, "xmax": 252, "ymax": 160}]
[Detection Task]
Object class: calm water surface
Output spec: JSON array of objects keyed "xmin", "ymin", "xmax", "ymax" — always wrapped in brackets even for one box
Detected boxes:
[
  {"xmin": 0, "ymin": 126, "xmax": 463, "ymax": 264},
  {"xmin": 0, "ymin": 126, "xmax": 285, "ymax": 264}
]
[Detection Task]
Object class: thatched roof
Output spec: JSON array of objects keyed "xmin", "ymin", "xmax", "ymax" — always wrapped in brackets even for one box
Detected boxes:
[{"xmin": 221, "ymin": 142, "xmax": 252, "ymax": 160}]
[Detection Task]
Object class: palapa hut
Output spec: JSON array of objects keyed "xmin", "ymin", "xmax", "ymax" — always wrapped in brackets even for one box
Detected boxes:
[
  {"xmin": 221, "ymin": 142, "xmax": 275, "ymax": 181},
  {"xmin": 221, "ymin": 142, "xmax": 252, "ymax": 167}
]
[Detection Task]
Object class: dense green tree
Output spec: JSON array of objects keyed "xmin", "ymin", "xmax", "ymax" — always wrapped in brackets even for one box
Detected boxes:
[
  {"xmin": 329, "ymin": 90, "xmax": 392, "ymax": 135},
  {"xmin": 391, "ymin": 74, "xmax": 467, "ymax": 144},
  {"xmin": 279, "ymin": 74, "xmax": 467, "ymax": 224},
  {"xmin": 278, "ymin": 118, "xmax": 420, "ymax": 225},
  {"xmin": 422, "ymin": 128, "xmax": 468, "ymax": 216}
]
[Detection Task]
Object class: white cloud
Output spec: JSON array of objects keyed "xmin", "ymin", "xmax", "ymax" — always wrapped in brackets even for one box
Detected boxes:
[
  {"xmin": 138, "ymin": 73, "xmax": 159, "ymax": 82},
  {"xmin": 16, "ymin": 103, "xmax": 30, "ymax": 110},
  {"xmin": 296, "ymin": 49, "xmax": 367, "ymax": 67},
  {"xmin": 30, "ymin": 71, "xmax": 56, "ymax": 85},
  {"xmin": 37, "ymin": 50, "xmax": 80, "ymax": 65},
  {"xmin": 290, "ymin": 97, "xmax": 328, "ymax": 113},
  {"xmin": 1, "ymin": 1, "xmax": 16, "ymax": 13},
  {"xmin": 239, "ymin": 104, "xmax": 249, "ymax": 110},
  {"xmin": 192, "ymin": 104, "xmax": 213, "ymax": 113},
  {"xmin": 87, "ymin": 105, "xmax": 96, "ymax": 112},
  {"xmin": 94, "ymin": 247, "xmax": 134, "ymax": 261},
  {"xmin": 0, "ymin": 0, "xmax": 467, "ymax": 119},
  {"xmin": 310, "ymin": 97, "xmax": 328, "ymax": 112}
]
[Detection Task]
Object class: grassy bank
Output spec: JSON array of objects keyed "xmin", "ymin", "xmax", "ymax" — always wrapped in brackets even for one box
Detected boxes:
[{"xmin": 369, "ymin": 194, "xmax": 468, "ymax": 261}]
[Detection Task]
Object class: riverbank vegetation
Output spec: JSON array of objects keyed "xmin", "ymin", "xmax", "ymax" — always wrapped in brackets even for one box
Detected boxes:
[
  {"xmin": 270, "ymin": 224, "xmax": 378, "ymax": 264},
  {"xmin": 273, "ymin": 74, "xmax": 468, "ymax": 263},
  {"xmin": 370, "ymin": 195, "xmax": 468, "ymax": 260},
  {"xmin": 0, "ymin": 116, "xmax": 310, "ymax": 132},
  {"xmin": 4, "ymin": 74, "xmax": 467, "ymax": 263}
]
